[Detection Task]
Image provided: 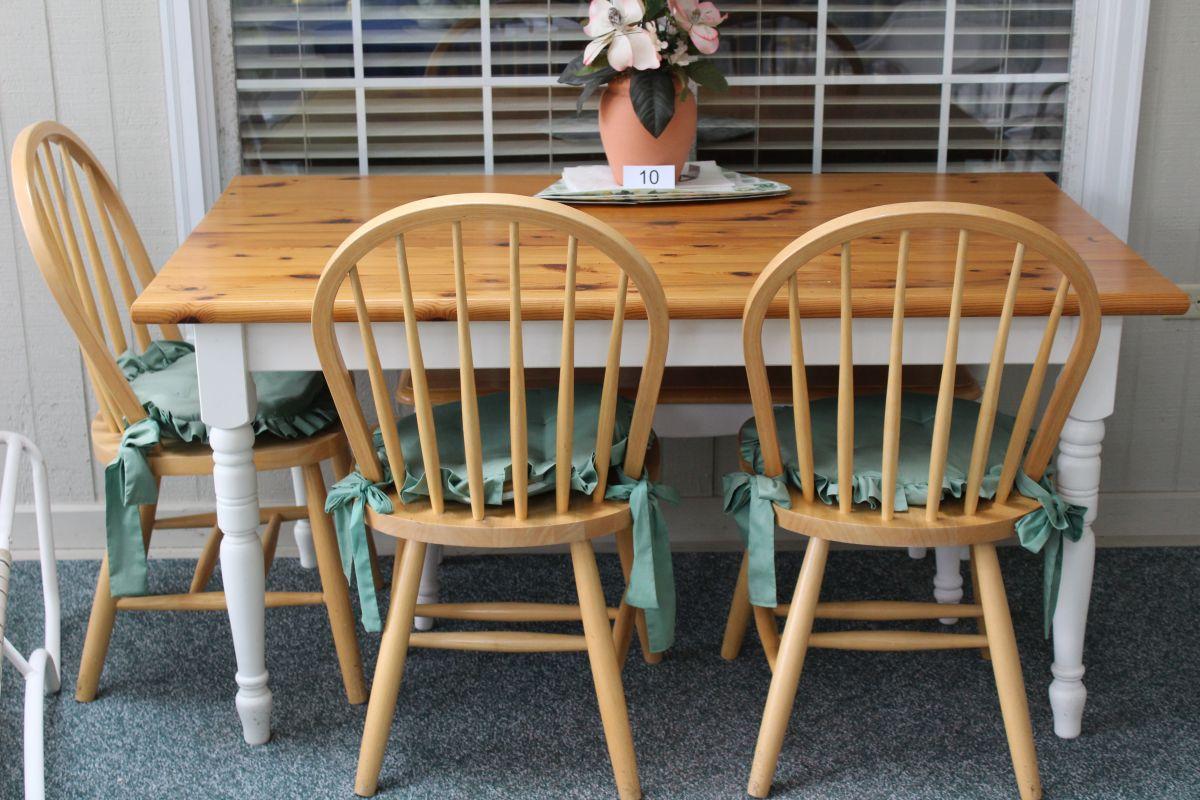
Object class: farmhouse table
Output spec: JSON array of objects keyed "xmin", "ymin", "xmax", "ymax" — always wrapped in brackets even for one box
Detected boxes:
[{"xmin": 131, "ymin": 172, "xmax": 1188, "ymax": 746}]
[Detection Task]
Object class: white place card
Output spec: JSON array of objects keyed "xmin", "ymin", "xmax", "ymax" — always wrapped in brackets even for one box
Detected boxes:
[{"xmin": 622, "ymin": 165, "xmax": 676, "ymax": 190}]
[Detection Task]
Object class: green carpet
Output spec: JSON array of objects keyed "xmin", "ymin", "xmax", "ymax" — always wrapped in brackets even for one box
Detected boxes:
[{"xmin": 2, "ymin": 547, "xmax": 1197, "ymax": 799}]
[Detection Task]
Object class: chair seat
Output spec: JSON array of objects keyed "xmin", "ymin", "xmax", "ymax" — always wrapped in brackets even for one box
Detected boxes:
[
  {"xmin": 90, "ymin": 414, "xmax": 347, "ymax": 476},
  {"xmin": 366, "ymin": 489, "xmax": 632, "ymax": 548},
  {"xmin": 775, "ymin": 485, "xmax": 1040, "ymax": 548}
]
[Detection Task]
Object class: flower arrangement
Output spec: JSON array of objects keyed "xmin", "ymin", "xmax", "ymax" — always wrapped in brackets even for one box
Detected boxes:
[{"xmin": 559, "ymin": 0, "xmax": 730, "ymax": 137}]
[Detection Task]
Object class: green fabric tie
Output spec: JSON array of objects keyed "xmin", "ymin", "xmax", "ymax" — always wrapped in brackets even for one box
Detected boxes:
[
  {"xmin": 103, "ymin": 417, "xmax": 162, "ymax": 596},
  {"xmin": 604, "ymin": 468, "xmax": 679, "ymax": 653},
  {"xmin": 1013, "ymin": 471, "xmax": 1086, "ymax": 636},
  {"xmin": 100, "ymin": 340, "xmax": 337, "ymax": 598},
  {"xmin": 721, "ymin": 472, "xmax": 791, "ymax": 607},
  {"xmin": 324, "ymin": 472, "xmax": 394, "ymax": 632},
  {"xmin": 724, "ymin": 393, "xmax": 1087, "ymax": 635}
]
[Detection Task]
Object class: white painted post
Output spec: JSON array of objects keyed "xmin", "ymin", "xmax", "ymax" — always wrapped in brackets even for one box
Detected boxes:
[
  {"xmin": 933, "ymin": 546, "xmax": 964, "ymax": 625},
  {"xmin": 414, "ymin": 544, "xmax": 442, "ymax": 632},
  {"xmin": 289, "ymin": 467, "xmax": 316, "ymax": 569},
  {"xmin": 194, "ymin": 325, "xmax": 271, "ymax": 745},
  {"xmin": 1048, "ymin": 317, "xmax": 1121, "ymax": 738}
]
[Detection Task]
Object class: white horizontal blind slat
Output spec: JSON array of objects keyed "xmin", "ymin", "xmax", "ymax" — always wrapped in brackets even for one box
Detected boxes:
[{"xmin": 231, "ymin": 0, "xmax": 1074, "ymax": 177}]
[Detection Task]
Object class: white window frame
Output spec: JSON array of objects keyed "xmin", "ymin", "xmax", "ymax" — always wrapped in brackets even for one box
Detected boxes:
[{"xmin": 159, "ymin": 0, "xmax": 1150, "ymax": 241}]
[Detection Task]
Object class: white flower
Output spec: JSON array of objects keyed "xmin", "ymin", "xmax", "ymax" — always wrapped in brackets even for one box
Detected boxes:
[
  {"xmin": 667, "ymin": 39, "xmax": 695, "ymax": 66},
  {"xmin": 583, "ymin": 0, "xmax": 663, "ymax": 72}
]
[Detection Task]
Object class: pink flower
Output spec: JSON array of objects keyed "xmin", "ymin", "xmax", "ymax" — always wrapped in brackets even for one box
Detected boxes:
[
  {"xmin": 669, "ymin": 0, "xmax": 726, "ymax": 55},
  {"xmin": 583, "ymin": 0, "xmax": 663, "ymax": 71}
]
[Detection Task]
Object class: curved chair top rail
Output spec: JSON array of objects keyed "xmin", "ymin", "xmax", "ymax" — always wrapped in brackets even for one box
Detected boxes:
[
  {"xmin": 742, "ymin": 201, "xmax": 1102, "ymax": 523},
  {"xmin": 311, "ymin": 193, "xmax": 669, "ymax": 523},
  {"xmin": 10, "ymin": 121, "xmax": 182, "ymax": 433}
]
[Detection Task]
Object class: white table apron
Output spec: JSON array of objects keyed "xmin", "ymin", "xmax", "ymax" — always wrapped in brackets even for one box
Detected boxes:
[{"xmin": 194, "ymin": 315, "xmax": 1122, "ymax": 744}]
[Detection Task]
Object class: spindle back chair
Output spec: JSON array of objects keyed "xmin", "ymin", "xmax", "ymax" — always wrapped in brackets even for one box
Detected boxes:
[
  {"xmin": 740, "ymin": 202, "xmax": 1101, "ymax": 800},
  {"xmin": 10, "ymin": 121, "xmax": 365, "ymax": 708},
  {"xmin": 11, "ymin": 121, "xmax": 179, "ymax": 435},
  {"xmin": 313, "ymin": 193, "xmax": 667, "ymax": 523},
  {"xmin": 312, "ymin": 193, "xmax": 668, "ymax": 799}
]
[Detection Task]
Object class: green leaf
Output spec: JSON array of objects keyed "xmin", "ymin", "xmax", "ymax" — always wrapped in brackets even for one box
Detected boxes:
[
  {"xmin": 576, "ymin": 75, "xmax": 608, "ymax": 113},
  {"xmin": 558, "ymin": 53, "xmax": 615, "ymax": 87},
  {"xmin": 685, "ymin": 60, "xmax": 730, "ymax": 93},
  {"xmin": 629, "ymin": 69, "xmax": 676, "ymax": 137},
  {"xmin": 644, "ymin": 0, "xmax": 668, "ymax": 18}
]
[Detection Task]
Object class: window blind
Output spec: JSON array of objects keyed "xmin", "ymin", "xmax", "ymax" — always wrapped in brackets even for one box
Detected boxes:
[{"xmin": 232, "ymin": 0, "xmax": 1073, "ymax": 176}]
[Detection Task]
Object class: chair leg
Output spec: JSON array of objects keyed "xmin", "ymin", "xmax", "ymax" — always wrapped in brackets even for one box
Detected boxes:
[
  {"xmin": 973, "ymin": 543, "xmax": 1042, "ymax": 800},
  {"xmin": 302, "ymin": 464, "xmax": 367, "ymax": 705},
  {"xmin": 261, "ymin": 513, "xmax": 283, "ymax": 577},
  {"xmin": 572, "ymin": 539, "xmax": 641, "ymax": 800},
  {"xmin": 355, "ymin": 538, "xmax": 426, "ymax": 797},
  {"xmin": 969, "ymin": 549, "xmax": 991, "ymax": 661},
  {"xmin": 747, "ymin": 537, "xmax": 829, "ymax": 799},
  {"xmin": 721, "ymin": 550, "xmax": 752, "ymax": 661},
  {"xmin": 190, "ymin": 525, "xmax": 223, "ymax": 593},
  {"xmin": 614, "ymin": 526, "xmax": 661, "ymax": 665},
  {"xmin": 77, "ymin": 486, "xmax": 158, "ymax": 702},
  {"xmin": 76, "ymin": 554, "xmax": 118, "ymax": 702},
  {"xmin": 753, "ymin": 605, "xmax": 781, "ymax": 672}
]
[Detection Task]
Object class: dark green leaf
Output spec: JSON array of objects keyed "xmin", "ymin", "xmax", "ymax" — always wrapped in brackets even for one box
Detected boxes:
[
  {"xmin": 685, "ymin": 60, "xmax": 730, "ymax": 93},
  {"xmin": 576, "ymin": 75, "xmax": 608, "ymax": 113},
  {"xmin": 644, "ymin": 0, "xmax": 668, "ymax": 18},
  {"xmin": 559, "ymin": 53, "xmax": 615, "ymax": 86},
  {"xmin": 629, "ymin": 68, "xmax": 676, "ymax": 137}
]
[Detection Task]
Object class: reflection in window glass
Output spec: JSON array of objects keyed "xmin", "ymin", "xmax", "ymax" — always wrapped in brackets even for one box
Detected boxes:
[
  {"xmin": 947, "ymin": 82, "xmax": 1067, "ymax": 173},
  {"xmin": 238, "ymin": 90, "xmax": 359, "ymax": 174},
  {"xmin": 827, "ymin": 1, "xmax": 947, "ymax": 76}
]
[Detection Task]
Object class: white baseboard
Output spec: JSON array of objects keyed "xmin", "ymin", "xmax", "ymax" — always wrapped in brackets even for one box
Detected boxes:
[{"xmin": 8, "ymin": 491, "xmax": 1200, "ymax": 561}]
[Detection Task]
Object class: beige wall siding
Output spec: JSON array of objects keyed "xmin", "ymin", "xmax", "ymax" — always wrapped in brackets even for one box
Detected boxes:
[
  {"xmin": 0, "ymin": 0, "xmax": 195, "ymax": 505},
  {"xmin": 1115, "ymin": 0, "xmax": 1200, "ymax": 499}
]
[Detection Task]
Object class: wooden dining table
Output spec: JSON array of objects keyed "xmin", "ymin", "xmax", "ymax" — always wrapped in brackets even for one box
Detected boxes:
[{"xmin": 131, "ymin": 172, "xmax": 1188, "ymax": 747}]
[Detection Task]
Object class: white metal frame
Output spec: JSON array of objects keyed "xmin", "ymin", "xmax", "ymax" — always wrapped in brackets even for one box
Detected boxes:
[{"xmin": 1, "ymin": 432, "xmax": 62, "ymax": 800}]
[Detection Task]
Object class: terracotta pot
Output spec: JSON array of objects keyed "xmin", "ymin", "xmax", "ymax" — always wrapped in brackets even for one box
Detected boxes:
[{"xmin": 598, "ymin": 75, "xmax": 698, "ymax": 184}]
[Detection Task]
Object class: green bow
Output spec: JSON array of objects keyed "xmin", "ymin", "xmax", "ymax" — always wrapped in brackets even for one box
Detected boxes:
[
  {"xmin": 103, "ymin": 417, "xmax": 163, "ymax": 596},
  {"xmin": 325, "ymin": 472, "xmax": 394, "ymax": 632},
  {"xmin": 722, "ymin": 472, "xmax": 791, "ymax": 607},
  {"xmin": 1013, "ymin": 471, "xmax": 1086, "ymax": 637},
  {"xmin": 604, "ymin": 469, "xmax": 678, "ymax": 653}
]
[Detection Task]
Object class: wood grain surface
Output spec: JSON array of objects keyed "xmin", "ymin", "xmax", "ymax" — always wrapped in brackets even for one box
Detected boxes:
[{"xmin": 131, "ymin": 173, "xmax": 1188, "ymax": 324}]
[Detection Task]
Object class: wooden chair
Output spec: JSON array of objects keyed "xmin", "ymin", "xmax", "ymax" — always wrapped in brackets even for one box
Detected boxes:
[
  {"xmin": 738, "ymin": 202, "xmax": 1101, "ymax": 799},
  {"xmin": 9, "ymin": 121, "xmax": 367, "ymax": 706},
  {"xmin": 312, "ymin": 193, "xmax": 668, "ymax": 799},
  {"xmin": 402, "ymin": 364, "xmax": 982, "ymax": 638}
]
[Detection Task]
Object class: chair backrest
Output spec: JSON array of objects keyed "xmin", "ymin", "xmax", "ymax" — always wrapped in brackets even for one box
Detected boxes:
[
  {"xmin": 10, "ymin": 121, "xmax": 182, "ymax": 433},
  {"xmin": 0, "ymin": 431, "xmax": 61, "ymax": 689},
  {"xmin": 743, "ymin": 201, "xmax": 1102, "ymax": 522},
  {"xmin": 311, "ymin": 193, "xmax": 669, "ymax": 522}
]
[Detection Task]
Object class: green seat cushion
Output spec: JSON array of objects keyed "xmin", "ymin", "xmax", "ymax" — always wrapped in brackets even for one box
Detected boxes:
[
  {"xmin": 326, "ymin": 384, "xmax": 677, "ymax": 650},
  {"xmin": 104, "ymin": 340, "xmax": 337, "ymax": 599},
  {"xmin": 724, "ymin": 392, "xmax": 1085, "ymax": 634},
  {"xmin": 739, "ymin": 392, "xmax": 1015, "ymax": 511},
  {"xmin": 120, "ymin": 340, "xmax": 336, "ymax": 443}
]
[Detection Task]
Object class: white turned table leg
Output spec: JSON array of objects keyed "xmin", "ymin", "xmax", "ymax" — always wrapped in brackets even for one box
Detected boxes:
[
  {"xmin": 1050, "ymin": 416, "xmax": 1102, "ymax": 739},
  {"xmin": 933, "ymin": 546, "xmax": 964, "ymax": 625},
  {"xmin": 907, "ymin": 546, "xmax": 927, "ymax": 559},
  {"xmin": 289, "ymin": 467, "xmax": 316, "ymax": 569},
  {"xmin": 196, "ymin": 325, "xmax": 272, "ymax": 745},
  {"xmin": 1047, "ymin": 317, "xmax": 1120, "ymax": 739},
  {"xmin": 413, "ymin": 544, "xmax": 442, "ymax": 632}
]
